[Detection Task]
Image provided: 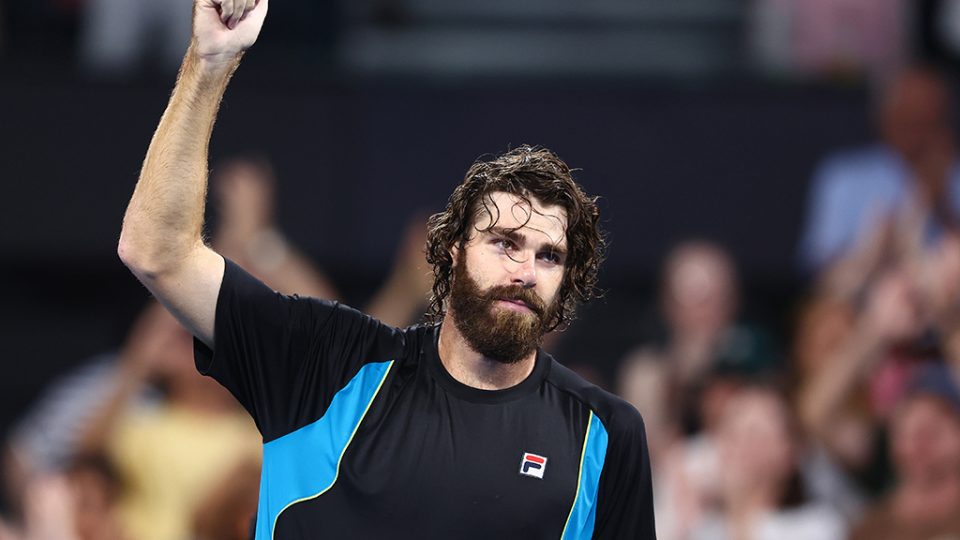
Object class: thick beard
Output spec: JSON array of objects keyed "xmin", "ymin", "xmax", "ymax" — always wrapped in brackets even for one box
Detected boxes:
[{"xmin": 448, "ymin": 253, "xmax": 557, "ymax": 364}]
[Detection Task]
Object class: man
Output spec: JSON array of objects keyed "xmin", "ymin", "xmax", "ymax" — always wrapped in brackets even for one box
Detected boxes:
[
  {"xmin": 117, "ymin": 1, "xmax": 655, "ymax": 538},
  {"xmin": 798, "ymin": 66, "xmax": 960, "ymax": 274}
]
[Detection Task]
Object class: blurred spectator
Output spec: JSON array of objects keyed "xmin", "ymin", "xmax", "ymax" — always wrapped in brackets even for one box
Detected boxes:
[
  {"xmin": 80, "ymin": 0, "xmax": 193, "ymax": 75},
  {"xmin": 644, "ymin": 368, "xmax": 748, "ymax": 540},
  {"xmin": 80, "ymin": 306, "xmax": 260, "ymax": 540},
  {"xmin": 799, "ymin": 66, "xmax": 960, "ymax": 274},
  {"xmin": 0, "ymin": 475, "xmax": 82, "ymax": 540},
  {"xmin": 690, "ymin": 386, "xmax": 846, "ymax": 540},
  {"xmin": 3, "ymin": 303, "xmax": 168, "ymax": 502},
  {"xmin": 67, "ymin": 453, "xmax": 126, "ymax": 540},
  {"xmin": 211, "ymin": 156, "xmax": 431, "ymax": 328},
  {"xmin": 191, "ymin": 458, "xmax": 260, "ymax": 540},
  {"xmin": 851, "ymin": 363, "xmax": 960, "ymax": 539},
  {"xmin": 797, "ymin": 266, "xmax": 929, "ymax": 492},
  {"xmin": 364, "ymin": 214, "xmax": 432, "ymax": 327},
  {"xmin": 619, "ymin": 240, "xmax": 779, "ymax": 450},
  {"xmin": 618, "ymin": 240, "xmax": 780, "ymax": 540},
  {"xmin": 0, "ymin": 454, "xmax": 125, "ymax": 540},
  {"xmin": 790, "ymin": 296, "xmax": 868, "ymax": 521},
  {"xmin": 796, "ymin": 223, "xmax": 960, "ymax": 496},
  {"xmin": 211, "ymin": 157, "xmax": 340, "ymax": 300}
]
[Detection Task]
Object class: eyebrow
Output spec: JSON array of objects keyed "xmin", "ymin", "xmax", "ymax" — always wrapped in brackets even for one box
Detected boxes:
[{"xmin": 488, "ymin": 226, "xmax": 568, "ymax": 256}]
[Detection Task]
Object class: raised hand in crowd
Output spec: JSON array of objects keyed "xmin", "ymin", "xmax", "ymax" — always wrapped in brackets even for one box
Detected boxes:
[
  {"xmin": 364, "ymin": 215, "xmax": 432, "ymax": 327},
  {"xmin": 211, "ymin": 157, "xmax": 340, "ymax": 300}
]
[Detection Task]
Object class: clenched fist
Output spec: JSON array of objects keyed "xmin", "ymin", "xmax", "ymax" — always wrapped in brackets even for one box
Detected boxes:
[{"xmin": 192, "ymin": 0, "xmax": 268, "ymax": 64}]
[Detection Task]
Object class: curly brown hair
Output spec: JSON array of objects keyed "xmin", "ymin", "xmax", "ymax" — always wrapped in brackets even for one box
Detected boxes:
[{"xmin": 425, "ymin": 145, "xmax": 606, "ymax": 331}]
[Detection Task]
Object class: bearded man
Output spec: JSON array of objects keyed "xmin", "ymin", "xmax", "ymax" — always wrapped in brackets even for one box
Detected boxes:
[{"xmin": 117, "ymin": 1, "xmax": 655, "ymax": 538}]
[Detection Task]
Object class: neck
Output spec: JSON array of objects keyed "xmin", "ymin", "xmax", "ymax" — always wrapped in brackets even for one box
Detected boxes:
[
  {"xmin": 726, "ymin": 481, "xmax": 780, "ymax": 516},
  {"xmin": 724, "ymin": 483, "xmax": 780, "ymax": 540},
  {"xmin": 437, "ymin": 314, "xmax": 537, "ymax": 390}
]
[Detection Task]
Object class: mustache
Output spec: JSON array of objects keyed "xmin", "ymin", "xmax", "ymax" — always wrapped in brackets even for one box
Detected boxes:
[{"xmin": 482, "ymin": 284, "xmax": 546, "ymax": 317}]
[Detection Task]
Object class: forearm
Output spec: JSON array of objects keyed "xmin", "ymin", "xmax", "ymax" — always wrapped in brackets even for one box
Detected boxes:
[
  {"xmin": 119, "ymin": 46, "xmax": 241, "ymax": 275},
  {"xmin": 76, "ymin": 362, "xmax": 151, "ymax": 456},
  {"xmin": 223, "ymin": 229, "xmax": 341, "ymax": 299},
  {"xmin": 798, "ymin": 325, "xmax": 883, "ymax": 438},
  {"xmin": 265, "ymin": 248, "xmax": 340, "ymax": 299},
  {"xmin": 366, "ymin": 273, "xmax": 426, "ymax": 327}
]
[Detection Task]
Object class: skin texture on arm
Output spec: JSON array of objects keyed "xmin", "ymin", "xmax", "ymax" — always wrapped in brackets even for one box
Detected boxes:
[
  {"xmin": 117, "ymin": 0, "xmax": 267, "ymax": 346},
  {"xmin": 211, "ymin": 157, "xmax": 340, "ymax": 300},
  {"xmin": 797, "ymin": 270, "xmax": 920, "ymax": 443},
  {"xmin": 236, "ymin": 235, "xmax": 340, "ymax": 299},
  {"xmin": 797, "ymin": 321, "xmax": 885, "ymax": 442}
]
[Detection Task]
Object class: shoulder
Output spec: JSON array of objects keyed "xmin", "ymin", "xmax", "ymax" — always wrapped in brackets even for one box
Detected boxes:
[
  {"xmin": 546, "ymin": 358, "xmax": 647, "ymax": 442},
  {"xmin": 813, "ymin": 146, "xmax": 902, "ymax": 188},
  {"xmin": 399, "ymin": 322, "xmax": 434, "ymax": 349}
]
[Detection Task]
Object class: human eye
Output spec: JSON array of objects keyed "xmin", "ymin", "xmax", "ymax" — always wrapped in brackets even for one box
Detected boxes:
[
  {"xmin": 537, "ymin": 250, "xmax": 563, "ymax": 266},
  {"xmin": 493, "ymin": 237, "xmax": 516, "ymax": 251}
]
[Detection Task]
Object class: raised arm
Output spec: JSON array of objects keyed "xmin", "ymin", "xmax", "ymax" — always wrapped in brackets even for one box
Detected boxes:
[{"xmin": 118, "ymin": 0, "xmax": 268, "ymax": 346}]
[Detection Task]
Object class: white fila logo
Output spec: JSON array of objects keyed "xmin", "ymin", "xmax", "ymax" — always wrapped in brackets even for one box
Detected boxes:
[{"xmin": 519, "ymin": 453, "xmax": 548, "ymax": 479}]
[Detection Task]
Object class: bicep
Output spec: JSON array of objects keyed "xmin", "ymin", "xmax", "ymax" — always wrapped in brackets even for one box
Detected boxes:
[
  {"xmin": 131, "ymin": 244, "xmax": 225, "ymax": 347},
  {"xmin": 594, "ymin": 411, "xmax": 656, "ymax": 538}
]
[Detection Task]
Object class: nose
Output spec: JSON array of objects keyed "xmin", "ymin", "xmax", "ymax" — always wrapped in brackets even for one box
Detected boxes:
[{"xmin": 510, "ymin": 251, "xmax": 537, "ymax": 288}]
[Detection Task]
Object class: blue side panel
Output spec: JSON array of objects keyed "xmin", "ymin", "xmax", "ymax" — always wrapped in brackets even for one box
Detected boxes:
[
  {"xmin": 255, "ymin": 360, "xmax": 394, "ymax": 540},
  {"xmin": 561, "ymin": 412, "xmax": 609, "ymax": 540}
]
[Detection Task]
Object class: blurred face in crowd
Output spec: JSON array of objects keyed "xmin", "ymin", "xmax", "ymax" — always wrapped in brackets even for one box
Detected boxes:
[
  {"xmin": 891, "ymin": 395, "xmax": 960, "ymax": 486},
  {"xmin": 718, "ymin": 389, "xmax": 796, "ymax": 494},
  {"xmin": 449, "ymin": 192, "xmax": 566, "ymax": 363},
  {"xmin": 662, "ymin": 242, "xmax": 738, "ymax": 338},
  {"xmin": 880, "ymin": 68, "xmax": 952, "ymax": 166},
  {"xmin": 126, "ymin": 303, "xmax": 234, "ymax": 402}
]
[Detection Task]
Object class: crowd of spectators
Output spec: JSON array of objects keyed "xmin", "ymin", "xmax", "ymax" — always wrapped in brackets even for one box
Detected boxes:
[{"xmin": 619, "ymin": 65, "xmax": 960, "ymax": 539}]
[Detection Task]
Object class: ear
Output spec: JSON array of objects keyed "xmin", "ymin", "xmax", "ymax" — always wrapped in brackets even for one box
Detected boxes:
[{"xmin": 449, "ymin": 243, "xmax": 461, "ymax": 265}]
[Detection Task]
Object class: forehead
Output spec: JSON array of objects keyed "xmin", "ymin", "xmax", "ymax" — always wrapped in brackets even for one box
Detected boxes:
[
  {"xmin": 724, "ymin": 392, "xmax": 785, "ymax": 428},
  {"xmin": 895, "ymin": 395, "xmax": 958, "ymax": 428},
  {"xmin": 472, "ymin": 191, "xmax": 568, "ymax": 248}
]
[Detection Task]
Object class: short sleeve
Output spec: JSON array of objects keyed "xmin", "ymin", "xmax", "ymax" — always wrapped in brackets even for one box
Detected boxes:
[
  {"xmin": 593, "ymin": 405, "xmax": 656, "ymax": 539},
  {"xmin": 798, "ymin": 156, "xmax": 851, "ymax": 273},
  {"xmin": 194, "ymin": 259, "xmax": 405, "ymax": 441}
]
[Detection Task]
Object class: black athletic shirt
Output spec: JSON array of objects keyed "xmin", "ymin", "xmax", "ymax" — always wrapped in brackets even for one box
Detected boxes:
[{"xmin": 194, "ymin": 260, "xmax": 656, "ymax": 540}]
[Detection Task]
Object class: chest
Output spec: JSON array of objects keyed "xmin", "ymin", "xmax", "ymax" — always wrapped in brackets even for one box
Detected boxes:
[{"xmin": 319, "ymin": 369, "xmax": 588, "ymax": 537}]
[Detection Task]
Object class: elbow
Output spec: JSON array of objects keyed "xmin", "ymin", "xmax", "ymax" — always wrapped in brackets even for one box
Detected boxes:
[
  {"xmin": 117, "ymin": 227, "xmax": 136, "ymax": 267},
  {"xmin": 117, "ymin": 228, "xmax": 170, "ymax": 280},
  {"xmin": 117, "ymin": 230, "xmax": 153, "ymax": 278}
]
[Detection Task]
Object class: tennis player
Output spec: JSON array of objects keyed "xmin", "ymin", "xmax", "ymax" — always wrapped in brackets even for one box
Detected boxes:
[{"xmin": 118, "ymin": 1, "xmax": 655, "ymax": 538}]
